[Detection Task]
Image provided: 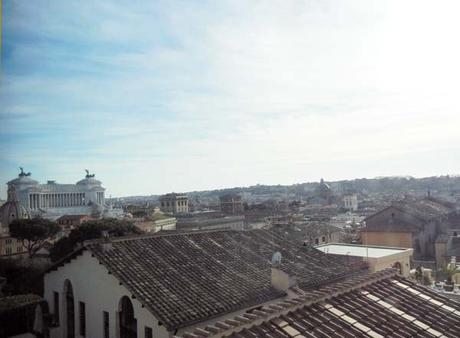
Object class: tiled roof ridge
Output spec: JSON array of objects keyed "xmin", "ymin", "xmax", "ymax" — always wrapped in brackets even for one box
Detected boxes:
[
  {"xmin": 44, "ymin": 245, "xmax": 86, "ymax": 274},
  {"xmin": 394, "ymin": 199, "xmax": 452, "ymax": 219},
  {"xmin": 176, "ymin": 269, "xmax": 398, "ymax": 338},
  {"xmin": 83, "ymin": 228, "xmax": 240, "ymax": 245}
]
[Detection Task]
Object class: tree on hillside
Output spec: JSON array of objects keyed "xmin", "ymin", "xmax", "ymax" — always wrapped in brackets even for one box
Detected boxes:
[
  {"xmin": 50, "ymin": 218, "xmax": 141, "ymax": 262},
  {"xmin": 9, "ymin": 218, "xmax": 60, "ymax": 258}
]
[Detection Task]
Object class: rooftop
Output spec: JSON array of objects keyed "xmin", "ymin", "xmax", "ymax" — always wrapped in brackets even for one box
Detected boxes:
[
  {"xmin": 50, "ymin": 229, "xmax": 367, "ymax": 331},
  {"xmin": 392, "ymin": 198, "xmax": 454, "ymax": 221},
  {"xmin": 57, "ymin": 214, "xmax": 92, "ymax": 221},
  {"xmin": 177, "ymin": 270, "xmax": 460, "ymax": 338},
  {"xmin": 160, "ymin": 193, "xmax": 188, "ymax": 199},
  {"xmin": 315, "ymin": 243, "xmax": 412, "ymax": 259}
]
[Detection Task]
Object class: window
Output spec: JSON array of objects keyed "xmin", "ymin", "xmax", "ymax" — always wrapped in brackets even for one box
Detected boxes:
[
  {"xmin": 16, "ymin": 247, "xmax": 22, "ymax": 253},
  {"xmin": 314, "ymin": 238, "xmax": 319, "ymax": 245},
  {"xmin": 103, "ymin": 311, "xmax": 109, "ymax": 338},
  {"xmin": 79, "ymin": 301, "xmax": 86, "ymax": 336},
  {"xmin": 322, "ymin": 236, "xmax": 326, "ymax": 242},
  {"xmin": 53, "ymin": 292, "xmax": 60, "ymax": 325},
  {"xmin": 5, "ymin": 247, "xmax": 12, "ymax": 254},
  {"xmin": 145, "ymin": 326, "xmax": 153, "ymax": 338},
  {"xmin": 6, "ymin": 239, "xmax": 12, "ymax": 244}
]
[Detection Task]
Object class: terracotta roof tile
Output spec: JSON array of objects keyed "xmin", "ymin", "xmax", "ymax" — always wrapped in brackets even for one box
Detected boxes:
[
  {"xmin": 85, "ymin": 229, "xmax": 366, "ymax": 330},
  {"xmin": 211, "ymin": 272, "xmax": 460, "ymax": 338}
]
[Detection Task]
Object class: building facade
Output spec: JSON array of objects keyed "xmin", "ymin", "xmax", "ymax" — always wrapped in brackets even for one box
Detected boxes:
[
  {"xmin": 133, "ymin": 208, "xmax": 177, "ymax": 233},
  {"xmin": 316, "ymin": 243, "xmax": 413, "ymax": 277},
  {"xmin": 56, "ymin": 215, "xmax": 95, "ymax": 229},
  {"xmin": 343, "ymin": 194, "xmax": 358, "ymax": 211},
  {"xmin": 176, "ymin": 215, "xmax": 245, "ymax": 231},
  {"xmin": 159, "ymin": 193, "xmax": 189, "ymax": 214},
  {"xmin": 2, "ymin": 169, "xmax": 114, "ymax": 222},
  {"xmin": 0, "ymin": 236, "xmax": 27, "ymax": 257},
  {"xmin": 219, "ymin": 194, "xmax": 243, "ymax": 215},
  {"xmin": 361, "ymin": 198, "xmax": 456, "ymax": 260}
]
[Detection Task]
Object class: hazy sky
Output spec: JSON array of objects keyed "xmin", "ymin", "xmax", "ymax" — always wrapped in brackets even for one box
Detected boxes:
[{"xmin": 1, "ymin": 0, "xmax": 459, "ymax": 198}]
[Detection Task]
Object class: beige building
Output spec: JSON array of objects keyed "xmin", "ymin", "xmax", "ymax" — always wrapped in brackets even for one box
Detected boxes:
[
  {"xmin": 134, "ymin": 208, "xmax": 177, "ymax": 233},
  {"xmin": 343, "ymin": 194, "xmax": 358, "ymax": 211},
  {"xmin": 316, "ymin": 243, "xmax": 413, "ymax": 277},
  {"xmin": 56, "ymin": 214, "xmax": 94, "ymax": 230},
  {"xmin": 159, "ymin": 193, "xmax": 188, "ymax": 214},
  {"xmin": 361, "ymin": 198, "xmax": 455, "ymax": 260},
  {"xmin": 0, "ymin": 235, "xmax": 27, "ymax": 258}
]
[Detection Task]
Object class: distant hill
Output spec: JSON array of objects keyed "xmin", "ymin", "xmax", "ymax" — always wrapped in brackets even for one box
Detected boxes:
[{"xmin": 110, "ymin": 175, "xmax": 460, "ymax": 205}]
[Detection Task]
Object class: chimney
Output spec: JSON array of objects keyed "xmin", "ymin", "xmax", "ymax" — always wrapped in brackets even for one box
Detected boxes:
[
  {"xmin": 100, "ymin": 231, "xmax": 112, "ymax": 252},
  {"xmin": 271, "ymin": 267, "xmax": 297, "ymax": 292}
]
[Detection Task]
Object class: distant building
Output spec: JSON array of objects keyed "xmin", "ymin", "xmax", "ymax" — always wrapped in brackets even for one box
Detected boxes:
[
  {"xmin": 343, "ymin": 194, "xmax": 358, "ymax": 211},
  {"xmin": 219, "ymin": 194, "xmax": 243, "ymax": 215},
  {"xmin": 265, "ymin": 215, "xmax": 295, "ymax": 227},
  {"xmin": 316, "ymin": 243, "xmax": 413, "ymax": 277},
  {"xmin": 134, "ymin": 208, "xmax": 177, "ymax": 233},
  {"xmin": 307, "ymin": 179, "xmax": 336, "ymax": 206},
  {"xmin": 1, "ymin": 168, "xmax": 118, "ymax": 222},
  {"xmin": 0, "ymin": 183, "xmax": 30, "ymax": 258},
  {"xmin": 56, "ymin": 215, "xmax": 95, "ymax": 229},
  {"xmin": 0, "ymin": 186, "xmax": 30, "ymax": 231},
  {"xmin": 177, "ymin": 215, "xmax": 244, "ymax": 231},
  {"xmin": 304, "ymin": 223, "xmax": 344, "ymax": 246},
  {"xmin": 361, "ymin": 197, "xmax": 456, "ymax": 260},
  {"xmin": 0, "ymin": 236, "xmax": 27, "ymax": 258},
  {"xmin": 435, "ymin": 229, "xmax": 460, "ymax": 268},
  {"xmin": 160, "ymin": 193, "xmax": 189, "ymax": 214}
]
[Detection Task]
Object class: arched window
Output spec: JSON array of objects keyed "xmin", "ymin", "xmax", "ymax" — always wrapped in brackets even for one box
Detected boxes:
[
  {"xmin": 119, "ymin": 296, "xmax": 137, "ymax": 338},
  {"xmin": 64, "ymin": 280, "xmax": 75, "ymax": 338}
]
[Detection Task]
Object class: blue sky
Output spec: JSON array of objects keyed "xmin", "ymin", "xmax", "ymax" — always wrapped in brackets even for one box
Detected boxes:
[{"xmin": 1, "ymin": 0, "xmax": 460, "ymax": 198}]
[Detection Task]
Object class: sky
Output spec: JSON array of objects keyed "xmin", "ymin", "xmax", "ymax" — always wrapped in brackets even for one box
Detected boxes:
[{"xmin": 1, "ymin": 0, "xmax": 459, "ymax": 198}]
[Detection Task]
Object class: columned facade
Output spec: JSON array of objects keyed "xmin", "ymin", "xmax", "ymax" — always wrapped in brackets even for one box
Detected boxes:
[{"xmin": 5, "ymin": 169, "xmax": 108, "ymax": 220}]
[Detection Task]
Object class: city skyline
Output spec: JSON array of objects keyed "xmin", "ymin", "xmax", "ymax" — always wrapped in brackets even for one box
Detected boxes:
[{"xmin": 2, "ymin": 0, "xmax": 460, "ymax": 197}]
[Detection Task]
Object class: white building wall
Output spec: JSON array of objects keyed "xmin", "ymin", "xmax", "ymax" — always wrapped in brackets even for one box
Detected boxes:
[
  {"xmin": 44, "ymin": 250, "xmax": 169, "ymax": 338},
  {"xmin": 343, "ymin": 195, "xmax": 358, "ymax": 211}
]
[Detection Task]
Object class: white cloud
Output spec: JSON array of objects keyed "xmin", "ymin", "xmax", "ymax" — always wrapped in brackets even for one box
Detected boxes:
[{"xmin": 1, "ymin": 0, "xmax": 460, "ymax": 197}]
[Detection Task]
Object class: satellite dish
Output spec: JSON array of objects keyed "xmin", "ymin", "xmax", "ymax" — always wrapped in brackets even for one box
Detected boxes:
[{"xmin": 271, "ymin": 251, "xmax": 282, "ymax": 265}]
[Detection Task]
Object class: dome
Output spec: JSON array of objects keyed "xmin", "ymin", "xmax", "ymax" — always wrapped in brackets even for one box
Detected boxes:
[
  {"xmin": 8, "ymin": 173, "xmax": 39, "ymax": 188},
  {"xmin": 76, "ymin": 177, "xmax": 102, "ymax": 186},
  {"xmin": 0, "ymin": 200, "xmax": 30, "ymax": 229},
  {"xmin": 76, "ymin": 170, "xmax": 102, "ymax": 186},
  {"xmin": 318, "ymin": 178, "xmax": 331, "ymax": 192}
]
